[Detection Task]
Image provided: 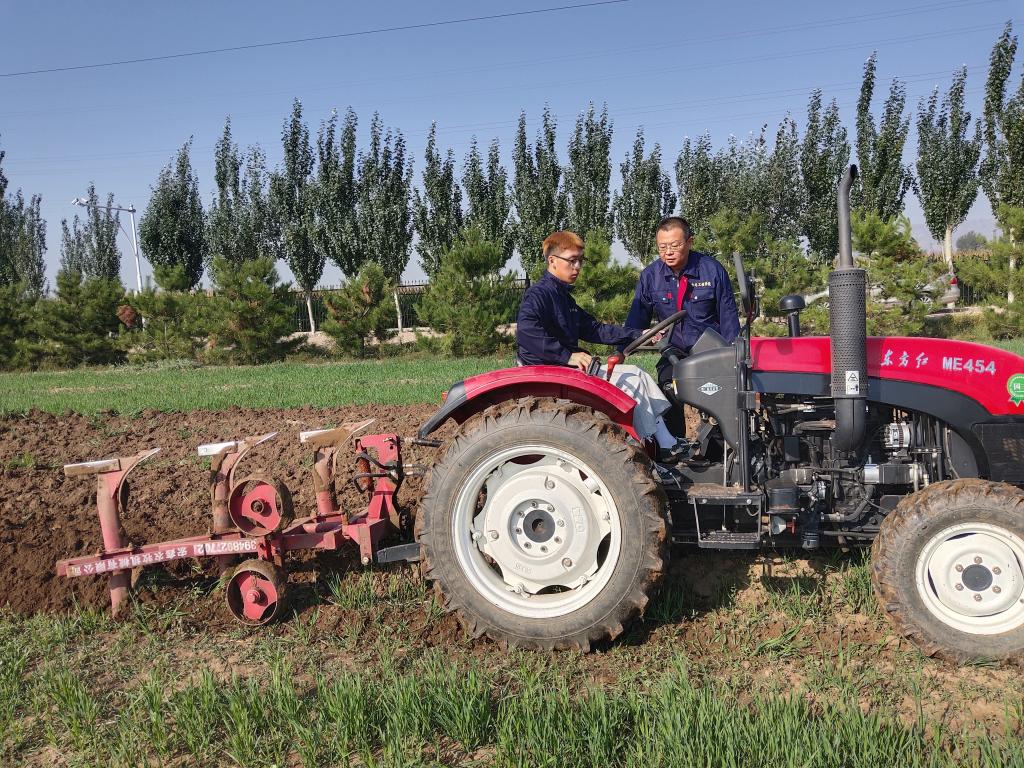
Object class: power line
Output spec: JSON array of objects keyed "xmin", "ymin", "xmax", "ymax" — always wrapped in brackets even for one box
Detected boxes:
[{"xmin": 0, "ymin": 1, "xmax": 628, "ymax": 78}]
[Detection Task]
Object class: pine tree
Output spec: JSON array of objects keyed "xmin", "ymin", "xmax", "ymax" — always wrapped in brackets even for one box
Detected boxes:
[
  {"xmin": 412, "ymin": 123, "xmax": 463, "ymax": 277},
  {"xmin": 981, "ymin": 22, "xmax": 1024, "ymax": 218},
  {"xmin": 322, "ymin": 262, "xmax": 396, "ymax": 357},
  {"xmin": 854, "ymin": 53, "xmax": 914, "ymax": 220},
  {"xmin": 269, "ymin": 99, "xmax": 323, "ymax": 332},
  {"xmin": 139, "ymin": 140, "xmax": 208, "ymax": 290},
  {"xmin": 418, "ymin": 227, "xmax": 518, "ymax": 355},
  {"xmin": 801, "ymin": 90, "xmax": 851, "ymax": 260},
  {"xmin": 571, "ymin": 230, "xmax": 639, "ymax": 323},
  {"xmin": 315, "ymin": 108, "xmax": 361, "ymax": 276},
  {"xmin": 674, "ymin": 133, "xmax": 723, "ymax": 237},
  {"xmin": 916, "ymin": 67, "xmax": 983, "ymax": 270},
  {"xmin": 41, "ymin": 269, "xmax": 126, "ymax": 367},
  {"xmin": 203, "ymin": 256, "xmax": 297, "ymax": 364},
  {"xmin": 463, "ymin": 137, "xmax": 512, "ymax": 262},
  {"xmin": 614, "ymin": 129, "xmax": 676, "ymax": 264},
  {"xmin": 59, "ymin": 184, "xmax": 121, "ymax": 280},
  {"xmin": 564, "ymin": 103, "xmax": 613, "ymax": 241},
  {"xmin": 354, "ymin": 113, "xmax": 414, "ymax": 281},
  {"xmin": 512, "ymin": 108, "xmax": 567, "ymax": 274}
]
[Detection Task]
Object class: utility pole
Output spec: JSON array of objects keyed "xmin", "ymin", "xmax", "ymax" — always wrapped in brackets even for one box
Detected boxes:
[{"xmin": 72, "ymin": 197, "xmax": 143, "ymax": 293}]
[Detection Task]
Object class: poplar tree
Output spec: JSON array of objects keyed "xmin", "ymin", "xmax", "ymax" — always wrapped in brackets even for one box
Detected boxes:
[
  {"xmin": 269, "ymin": 99, "xmax": 323, "ymax": 332},
  {"xmin": 0, "ymin": 190, "xmax": 46, "ymax": 296},
  {"xmin": 800, "ymin": 90, "xmax": 851, "ymax": 259},
  {"xmin": 854, "ymin": 52, "xmax": 914, "ymax": 220},
  {"xmin": 139, "ymin": 140, "xmax": 207, "ymax": 290},
  {"xmin": 412, "ymin": 123, "xmax": 463, "ymax": 277},
  {"xmin": 315, "ymin": 108, "xmax": 361, "ymax": 276},
  {"xmin": 674, "ymin": 133, "xmax": 723, "ymax": 237},
  {"xmin": 614, "ymin": 129, "xmax": 676, "ymax": 264},
  {"xmin": 354, "ymin": 113, "xmax": 414, "ymax": 280},
  {"xmin": 763, "ymin": 115, "xmax": 805, "ymax": 245},
  {"xmin": 916, "ymin": 67, "xmax": 983, "ymax": 270},
  {"xmin": 59, "ymin": 184, "xmax": 121, "ymax": 281},
  {"xmin": 564, "ymin": 103, "xmax": 613, "ymax": 240},
  {"xmin": 208, "ymin": 117, "xmax": 273, "ymax": 266},
  {"xmin": 512, "ymin": 108, "xmax": 567, "ymax": 274},
  {"xmin": 463, "ymin": 138, "xmax": 512, "ymax": 262},
  {"xmin": 980, "ymin": 22, "xmax": 1024, "ymax": 218}
]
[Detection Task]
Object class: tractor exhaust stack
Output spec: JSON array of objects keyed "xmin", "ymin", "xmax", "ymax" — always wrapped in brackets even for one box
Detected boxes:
[{"xmin": 830, "ymin": 164, "xmax": 867, "ymax": 453}]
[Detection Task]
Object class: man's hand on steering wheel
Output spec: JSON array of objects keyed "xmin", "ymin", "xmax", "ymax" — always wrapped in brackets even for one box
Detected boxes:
[{"xmin": 622, "ymin": 308, "xmax": 687, "ymax": 358}]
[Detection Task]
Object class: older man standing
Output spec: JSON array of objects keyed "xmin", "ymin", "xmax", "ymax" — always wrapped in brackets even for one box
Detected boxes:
[
  {"xmin": 516, "ymin": 230, "xmax": 688, "ymax": 459},
  {"xmin": 625, "ymin": 216, "xmax": 740, "ymax": 388}
]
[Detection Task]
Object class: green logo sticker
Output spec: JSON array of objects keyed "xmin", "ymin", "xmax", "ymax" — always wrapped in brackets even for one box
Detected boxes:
[{"xmin": 1009, "ymin": 374, "xmax": 1024, "ymax": 405}]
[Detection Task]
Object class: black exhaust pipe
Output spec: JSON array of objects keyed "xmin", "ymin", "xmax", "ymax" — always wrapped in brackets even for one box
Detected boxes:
[{"xmin": 830, "ymin": 165, "xmax": 866, "ymax": 453}]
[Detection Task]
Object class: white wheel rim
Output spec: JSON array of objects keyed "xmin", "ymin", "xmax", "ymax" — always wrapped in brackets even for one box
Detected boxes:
[
  {"xmin": 451, "ymin": 443, "xmax": 622, "ymax": 619},
  {"xmin": 915, "ymin": 521, "xmax": 1024, "ymax": 635}
]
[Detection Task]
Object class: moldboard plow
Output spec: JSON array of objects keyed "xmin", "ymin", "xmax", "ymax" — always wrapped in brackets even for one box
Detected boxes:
[{"xmin": 55, "ymin": 419, "xmax": 423, "ymax": 625}]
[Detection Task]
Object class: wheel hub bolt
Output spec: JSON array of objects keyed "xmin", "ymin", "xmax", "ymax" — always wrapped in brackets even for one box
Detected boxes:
[
  {"xmin": 545, "ymin": 479, "xmax": 555, "ymax": 490},
  {"xmin": 993, "ymin": 586, "xmax": 1002, "ymax": 594},
  {"xmin": 540, "ymin": 546, "xmax": 548, "ymax": 553},
  {"xmin": 993, "ymin": 567, "xmax": 1002, "ymax": 575},
  {"xmin": 524, "ymin": 542, "xmax": 532, "ymax": 549},
  {"xmin": 515, "ymin": 528, "xmax": 523, "ymax": 534},
  {"xmin": 488, "ymin": 530, "xmax": 499, "ymax": 540},
  {"xmin": 557, "ymin": 519, "xmax": 565, "ymax": 527},
  {"xmin": 562, "ymin": 558, "xmax": 573, "ymax": 568},
  {"xmin": 545, "ymin": 504, "xmax": 554, "ymax": 512},
  {"xmin": 955, "ymin": 564, "xmax": 964, "ymax": 572},
  {"xmin": 974, "ymin": 556, "xmax": 983, "ymax": 564},
  {"xmin": 554, "ymin": 537, "xmax": 562, "ymax": 544},
  {"xmin": 974, "ymin": 594, "xmax": 982, "ymax": 602},
  {"xmin": 955, "ymin": 584, "xmax": 964, "ymax": 591}
]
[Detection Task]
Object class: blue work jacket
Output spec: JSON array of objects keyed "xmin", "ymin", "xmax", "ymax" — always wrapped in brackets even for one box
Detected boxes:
[
  {"xmin": 516, "ymin": 271, "xmax": 640, "ymax": 365},
  {"xmin": 625, "ymin": 251, "xmax": 740, "ymax": 353}
]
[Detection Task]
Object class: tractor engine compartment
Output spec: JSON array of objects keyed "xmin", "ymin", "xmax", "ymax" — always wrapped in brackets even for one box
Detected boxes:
[{"xmin": 665, "ymin": 398, "xmax": 954, "ymax": 550}]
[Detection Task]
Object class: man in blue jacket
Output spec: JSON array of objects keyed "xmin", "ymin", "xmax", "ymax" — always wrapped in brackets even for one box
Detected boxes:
[
  {"xmin": 625, "ymin": 216, "xmax": 740, "ymax": 388},
  {"xmin": 517, "ymin": 230, "xmax": 688, "ymax": 459}
]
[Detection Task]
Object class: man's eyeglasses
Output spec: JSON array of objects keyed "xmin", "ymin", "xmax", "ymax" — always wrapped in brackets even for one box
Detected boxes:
[
  {"xmin": 553, "ymin": 254, "xmax": 585, "ymax": 268},
  {"xmin": 657, "ymin": 241, "xmax": 687, "ymax": 253}
]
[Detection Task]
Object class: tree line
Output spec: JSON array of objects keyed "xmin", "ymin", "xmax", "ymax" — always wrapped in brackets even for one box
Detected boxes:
[{"xmin": 1, "ymin": 22, "xmax": 1023, "ymax": 368}]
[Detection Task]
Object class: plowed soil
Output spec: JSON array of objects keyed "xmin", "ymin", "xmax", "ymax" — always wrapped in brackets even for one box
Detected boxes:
[{"xmin": 0, "ymin": 404, "xmax": 441, "ymax": 615}]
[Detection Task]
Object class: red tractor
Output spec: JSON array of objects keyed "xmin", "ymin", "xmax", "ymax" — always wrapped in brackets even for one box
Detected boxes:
[
  {"xmin": 413, "ymin": 166, "xmax": 1024, "ymax": 663},
  {"xmin": 57, "ymin": 166, "xmax": 1024, "ymax": 664}
]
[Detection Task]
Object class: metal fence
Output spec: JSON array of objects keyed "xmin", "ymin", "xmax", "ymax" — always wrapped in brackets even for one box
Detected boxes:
[{"xmin": 291, "ymin": 278, "xmax": 531, "ymax": 333}]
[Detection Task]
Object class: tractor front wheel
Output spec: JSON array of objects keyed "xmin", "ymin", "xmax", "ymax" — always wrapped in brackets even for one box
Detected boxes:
[
  {"xmin": 417, "ymin": 398, "xmax": 668, "ymax": 651},
  {"xmin": 872, "ymin": 479, "xmax": 1024, "ymax": 663}
]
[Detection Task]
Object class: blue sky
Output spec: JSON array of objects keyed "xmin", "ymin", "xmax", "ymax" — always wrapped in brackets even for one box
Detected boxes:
[{"xmin": 1, "ymin": 0, "xmax": 1019, "ymax": 289}]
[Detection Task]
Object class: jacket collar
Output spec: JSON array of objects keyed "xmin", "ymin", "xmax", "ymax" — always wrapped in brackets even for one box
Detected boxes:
[
  {"xmin": 654, "ymin": 250, "xmax": 703, "ymax": 280},
  {"xmin": 541, "ymin": 270, "xmax": 573, "ymax": 292}
]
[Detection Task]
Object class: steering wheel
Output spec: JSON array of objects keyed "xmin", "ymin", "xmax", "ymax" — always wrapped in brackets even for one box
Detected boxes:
[{"xmin": 622, "ymin": 309, "xmax": 687, "ymax": 358}]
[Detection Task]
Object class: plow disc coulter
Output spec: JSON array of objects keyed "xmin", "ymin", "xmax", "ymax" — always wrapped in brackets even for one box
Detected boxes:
[{"xmin": 56, "ymin": 420, "xmax": 422, "ymax": 624}]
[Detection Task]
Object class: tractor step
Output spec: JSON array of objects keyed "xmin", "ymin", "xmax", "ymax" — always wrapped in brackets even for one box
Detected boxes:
[
  {"xmin": 685, "ymin": 483, "xmax": 762, "ymax": 506},
  {"xmin": 697, "ymin": 530, "xmax": 762, "ymax": 550}
]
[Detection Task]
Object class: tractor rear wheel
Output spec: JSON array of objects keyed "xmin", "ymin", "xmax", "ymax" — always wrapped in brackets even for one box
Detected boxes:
[
  {"xmin": 872, "ymin": 479, "xmax": 1024, "ymax": 663},
  {"xmin": 417, "ymin": 398, "xmax": 668, "ymax": 651}
]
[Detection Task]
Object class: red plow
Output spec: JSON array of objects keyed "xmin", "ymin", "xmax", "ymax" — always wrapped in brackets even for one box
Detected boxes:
[{"xmin": 56, "ymin": 420, "xmax": 422, "ymax": 625}]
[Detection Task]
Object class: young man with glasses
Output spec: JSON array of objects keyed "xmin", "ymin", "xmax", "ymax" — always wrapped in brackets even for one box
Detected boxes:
[
  {"xmin": 516, "ymin": 230, "xmax": 689, "ymax": 460},
  {"xmin": 625, "ymin": 216, "xmax": 740, "ymax": 389}
]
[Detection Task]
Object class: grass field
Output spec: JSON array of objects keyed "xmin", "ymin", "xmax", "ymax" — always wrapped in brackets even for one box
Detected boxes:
[
  {"xmin": 0, "ymin": 356, "xmax": 519, "ymax": 415},
  {"xmin": 2, "ymin": 557, "xmax": 1022, "ymax": 768}
]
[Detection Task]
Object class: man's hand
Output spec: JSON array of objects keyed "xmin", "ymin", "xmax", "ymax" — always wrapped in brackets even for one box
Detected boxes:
[
  {"xmin": 650, "ymin": 330, "xmax": 666, "ymax": 344},
  {"xmin": 567, "ymin": 351, "xmax": 593, "ymax": 371}
]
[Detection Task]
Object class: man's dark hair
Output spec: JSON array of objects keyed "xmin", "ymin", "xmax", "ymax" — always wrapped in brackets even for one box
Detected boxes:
[{"xmin": 657, "ymin": 216, "xmax": 692, "ymax": 239}]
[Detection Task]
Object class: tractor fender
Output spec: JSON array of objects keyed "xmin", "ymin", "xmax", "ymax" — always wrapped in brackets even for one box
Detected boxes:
[{"xmin": 417, "ymin": 366, "xmax": 640, "ymax": 440}]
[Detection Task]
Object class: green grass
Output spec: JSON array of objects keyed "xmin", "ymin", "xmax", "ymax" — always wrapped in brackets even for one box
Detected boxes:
[
  {"xmin": 0, "ymin": 355, "xmax": 515, "ymax": 415},
  {"xmin": 0, "ymin": 352, "xmax": 663, "ymax": 416}
]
